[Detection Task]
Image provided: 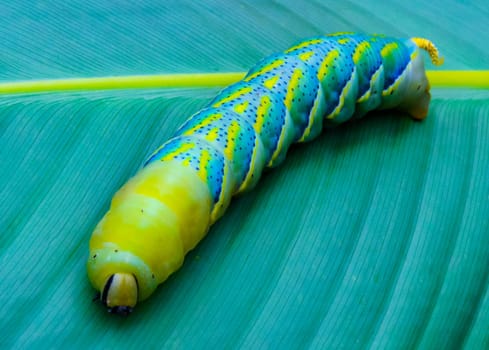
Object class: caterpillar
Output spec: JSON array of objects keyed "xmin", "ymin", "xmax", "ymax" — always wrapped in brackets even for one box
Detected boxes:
[{"xmin": 87, "ymin": 33, "xmax": 443, "ymax": 315}]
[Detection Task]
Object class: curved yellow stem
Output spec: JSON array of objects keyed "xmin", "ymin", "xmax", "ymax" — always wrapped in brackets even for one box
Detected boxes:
[{"xmin": 0, "ymin": 71, "xmax": 488, "ymax": 95}]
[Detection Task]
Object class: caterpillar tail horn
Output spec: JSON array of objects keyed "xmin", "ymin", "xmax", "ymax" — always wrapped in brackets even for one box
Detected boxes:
[{"xmin": 411, "ymin": 37, "xmax": 444, "ymax": 66}]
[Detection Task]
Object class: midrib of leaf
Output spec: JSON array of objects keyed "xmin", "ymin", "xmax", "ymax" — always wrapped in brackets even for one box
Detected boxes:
[{"xmin": 0, "ymin": 71, "xmax": 488, "ymax": 95}]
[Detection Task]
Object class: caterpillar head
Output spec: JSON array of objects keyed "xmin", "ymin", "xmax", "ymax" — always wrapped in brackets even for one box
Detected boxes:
[{"xmin": 99, "ymin": 273, "xmax": 139, "ymax": 316}]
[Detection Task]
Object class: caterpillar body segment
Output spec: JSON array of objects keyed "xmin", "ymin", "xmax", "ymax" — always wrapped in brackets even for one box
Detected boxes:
[
  {"xmin": 210, "ymin": 82, "xmax": 294, "ymax": 168},
  {"xmin": 87, "ymin": 33, "xmax": 442, "ymax": 314}
]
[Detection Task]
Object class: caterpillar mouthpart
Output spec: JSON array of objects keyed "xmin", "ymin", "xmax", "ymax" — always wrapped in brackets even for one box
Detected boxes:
[{"xmin": 101, "ymin": 273, "xmax": 139, "ymax": 316}]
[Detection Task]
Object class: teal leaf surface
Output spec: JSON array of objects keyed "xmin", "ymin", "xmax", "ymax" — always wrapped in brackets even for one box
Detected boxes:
[{"xmin": 1, "ymin": 1, "xmax": 488, "ymax": 348}]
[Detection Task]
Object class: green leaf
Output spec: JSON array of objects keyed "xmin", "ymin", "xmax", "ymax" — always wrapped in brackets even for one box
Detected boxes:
[{"xmin": 1, "ymin": 1, "xmax": 488, "ymax": 349}]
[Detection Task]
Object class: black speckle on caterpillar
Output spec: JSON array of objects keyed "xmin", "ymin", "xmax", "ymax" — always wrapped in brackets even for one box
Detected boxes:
[{"xmin": 87, "ymin": 33, "xmax": 443, "ymax": 315}]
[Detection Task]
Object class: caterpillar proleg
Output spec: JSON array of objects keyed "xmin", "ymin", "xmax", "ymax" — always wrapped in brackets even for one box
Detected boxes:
[{"xmin": 87, "ymin": 33, "xmax": 443, "ymax": 315}]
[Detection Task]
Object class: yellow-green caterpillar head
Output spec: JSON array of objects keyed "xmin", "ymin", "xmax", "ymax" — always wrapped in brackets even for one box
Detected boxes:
[
  {"xmin": 87, "ymin": 161, "xmax": 212, "ymax": 315},
  {"xmin": 87, "ymin": 244, "xmax": 160, "ymax": 316}
]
